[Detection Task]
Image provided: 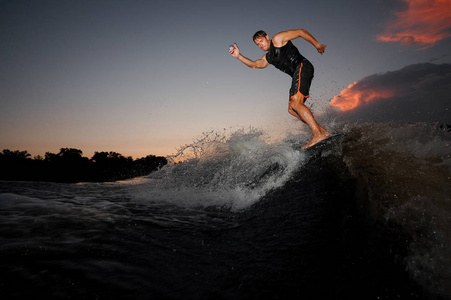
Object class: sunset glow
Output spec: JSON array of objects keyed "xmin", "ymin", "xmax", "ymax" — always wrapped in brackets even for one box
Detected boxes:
[
  {"xmin": 377, "ymin": 0, "xmax": 451, "ymax": 49},
  {"xmin": 1, "ymin": 1, "xmax": 450, "ymax": 158},
  {"xmin": 330, "ymin": 82, "xmax": 395, "ymax": 111}
]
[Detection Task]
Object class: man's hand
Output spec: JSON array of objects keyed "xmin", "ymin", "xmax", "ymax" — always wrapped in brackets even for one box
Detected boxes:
[
  {"xmin": 229, "ymin": 43, "xmax": 269, "ymax": 69},
  {"xmin": 229, "ymin": 43, "xmax": 240, "ymax": 58},
  {"xmin": 316, "ymin": 44, "xmax": 326, "ymax": 55}
]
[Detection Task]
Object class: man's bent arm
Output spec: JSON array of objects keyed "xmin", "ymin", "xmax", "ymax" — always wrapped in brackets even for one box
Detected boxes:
[
  {"xmin": 230, "ymin": 44, "xmax": 269, "ymax": 69},
  {"xmin": 273, "ymin": 29, "xmax": 326, "ymax": 54},
  {"xmin": 298, "ymin": 29, "xmax": 326, "ymax": 53},
  {"xmin": 237, "ymin": 54, "xmax": 269, "ymax": 69}
]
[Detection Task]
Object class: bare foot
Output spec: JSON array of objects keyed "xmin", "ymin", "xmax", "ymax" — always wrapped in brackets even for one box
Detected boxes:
[{"xmin": 302, "ymin": 132, "xmax": 330, "ymax": 150}]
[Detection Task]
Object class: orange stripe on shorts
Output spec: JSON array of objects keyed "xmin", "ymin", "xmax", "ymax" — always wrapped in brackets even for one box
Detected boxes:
[{"xmin": 290, "ymin": 62, "xmax": 309, "ymax": 100}]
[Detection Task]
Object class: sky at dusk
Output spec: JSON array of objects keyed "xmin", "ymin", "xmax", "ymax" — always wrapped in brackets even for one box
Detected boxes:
[{"xmin": 1, "ymin": 0, "xmax": 450, "ymax": 158}]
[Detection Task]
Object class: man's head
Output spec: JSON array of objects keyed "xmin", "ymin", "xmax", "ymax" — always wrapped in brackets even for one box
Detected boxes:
[{"xmin": 253, "ymin": 30, "xmax": 270, "ymax": 51}]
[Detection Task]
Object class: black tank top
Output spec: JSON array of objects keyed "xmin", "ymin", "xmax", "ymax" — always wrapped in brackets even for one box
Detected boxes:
[{"xmin": 265, "ymin": 40, "xmax": 305, "ymax": 77}]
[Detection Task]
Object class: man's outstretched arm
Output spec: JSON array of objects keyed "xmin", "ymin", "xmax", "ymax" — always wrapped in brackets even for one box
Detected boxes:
[
  {"xmin": 229, "ymin": 43, "xmax": 269, "ymax": 69},
  {"xmin": 273, "ymin": 29, "xmax": 326, "ymax": 54}
]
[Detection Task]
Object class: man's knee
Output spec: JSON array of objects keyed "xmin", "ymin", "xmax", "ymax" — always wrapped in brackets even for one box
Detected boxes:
[
  {"xmin": 290, "ymin": 92, "xmax": 305, "ymax": 104},
  {"xmin": 289, "ymin": 96, "xmax": 306, "ymax": 112},
  {"xmin": 288, "ymin": 100, "xmax": 304, "ymax": 116}
]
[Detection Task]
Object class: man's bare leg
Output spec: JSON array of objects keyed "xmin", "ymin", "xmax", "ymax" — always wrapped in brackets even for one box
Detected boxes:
[{"xmin": 288, "ymin": 95, "xmax": 330, "ymax": 149}]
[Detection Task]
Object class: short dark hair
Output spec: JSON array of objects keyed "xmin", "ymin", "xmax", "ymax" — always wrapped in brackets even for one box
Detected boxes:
[{"xmin": 253, "ymin": 30, "xmax": 267, "ymax": 41}]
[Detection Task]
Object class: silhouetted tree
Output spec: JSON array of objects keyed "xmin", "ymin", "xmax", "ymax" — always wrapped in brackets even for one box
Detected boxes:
[
  {"xmin": 44, "ymin": 152, "xmax": 60, "ymax": 163},
  {"xmin": 91, "ymin": 151, "xmax": 109, "ymax": 163},
  {"xmin": 0, "ymin": 149, "xmax": 33, "ymax": 180},
  {"xmin": 41, "ymin": 148, "xmax": 91, "ymax": 182},
  {"xmin": 58, "ymin": 148, "xmax": 83, "ymax": 161},
  {"xmin": 1, "ymin": 149, "xmax": 31, "ymax": 160},
  {"xmin": 0, "ymin": 148, "xmax": 167, "ymax": 183}
]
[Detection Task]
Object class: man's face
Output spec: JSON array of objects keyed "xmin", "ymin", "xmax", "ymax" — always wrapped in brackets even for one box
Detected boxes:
[{"xmin": 254, "ymin": 35, "xmax": 270, "ymax": 51}]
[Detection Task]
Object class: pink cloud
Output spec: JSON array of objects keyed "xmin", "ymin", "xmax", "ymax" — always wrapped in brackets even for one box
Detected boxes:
[
  {"xmin": 330, "ymin": 81, "xmax": 395, "ymax": 111},
  {"xmin": 329, "ymin": 63, "xmax": 451, "ymax": 124},
  {"xmin": 377, "ymin": 0, "xmax": 451, "ymax": 49}
]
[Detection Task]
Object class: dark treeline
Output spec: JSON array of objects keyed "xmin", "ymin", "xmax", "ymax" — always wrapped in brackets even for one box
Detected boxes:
[{"xmin": 0, "ymin": 148, "xmax": 167, "ymax": 183}]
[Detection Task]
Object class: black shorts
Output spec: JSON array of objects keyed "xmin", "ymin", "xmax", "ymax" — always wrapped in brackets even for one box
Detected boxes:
[{"xmin": 289, "ymin": 59, "xmax": 314, "ymax": 101}]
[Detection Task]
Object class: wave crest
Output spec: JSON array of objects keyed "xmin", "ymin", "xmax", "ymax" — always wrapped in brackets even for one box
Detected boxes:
[{"xmin": 132, "ymin": 127, "xmax": 303, "ymax": 210}]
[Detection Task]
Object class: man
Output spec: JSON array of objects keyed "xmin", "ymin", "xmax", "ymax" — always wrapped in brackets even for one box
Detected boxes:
[{"xmin": 229, "ymin": 29, "xmax": 330, "ymax": 149}]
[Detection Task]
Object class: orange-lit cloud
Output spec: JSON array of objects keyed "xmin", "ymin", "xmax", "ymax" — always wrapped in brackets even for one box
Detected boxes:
[
  {"xmin": 330, "ymin": 82, "xmax": 395, "ymax": 111},
  {"xmin": 329, "ymin": 63, "xmax": 451, "ymax": 123},
  {"xmin": 377, "ymin": 0, "xmax": 451, "ymax": 49}
]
